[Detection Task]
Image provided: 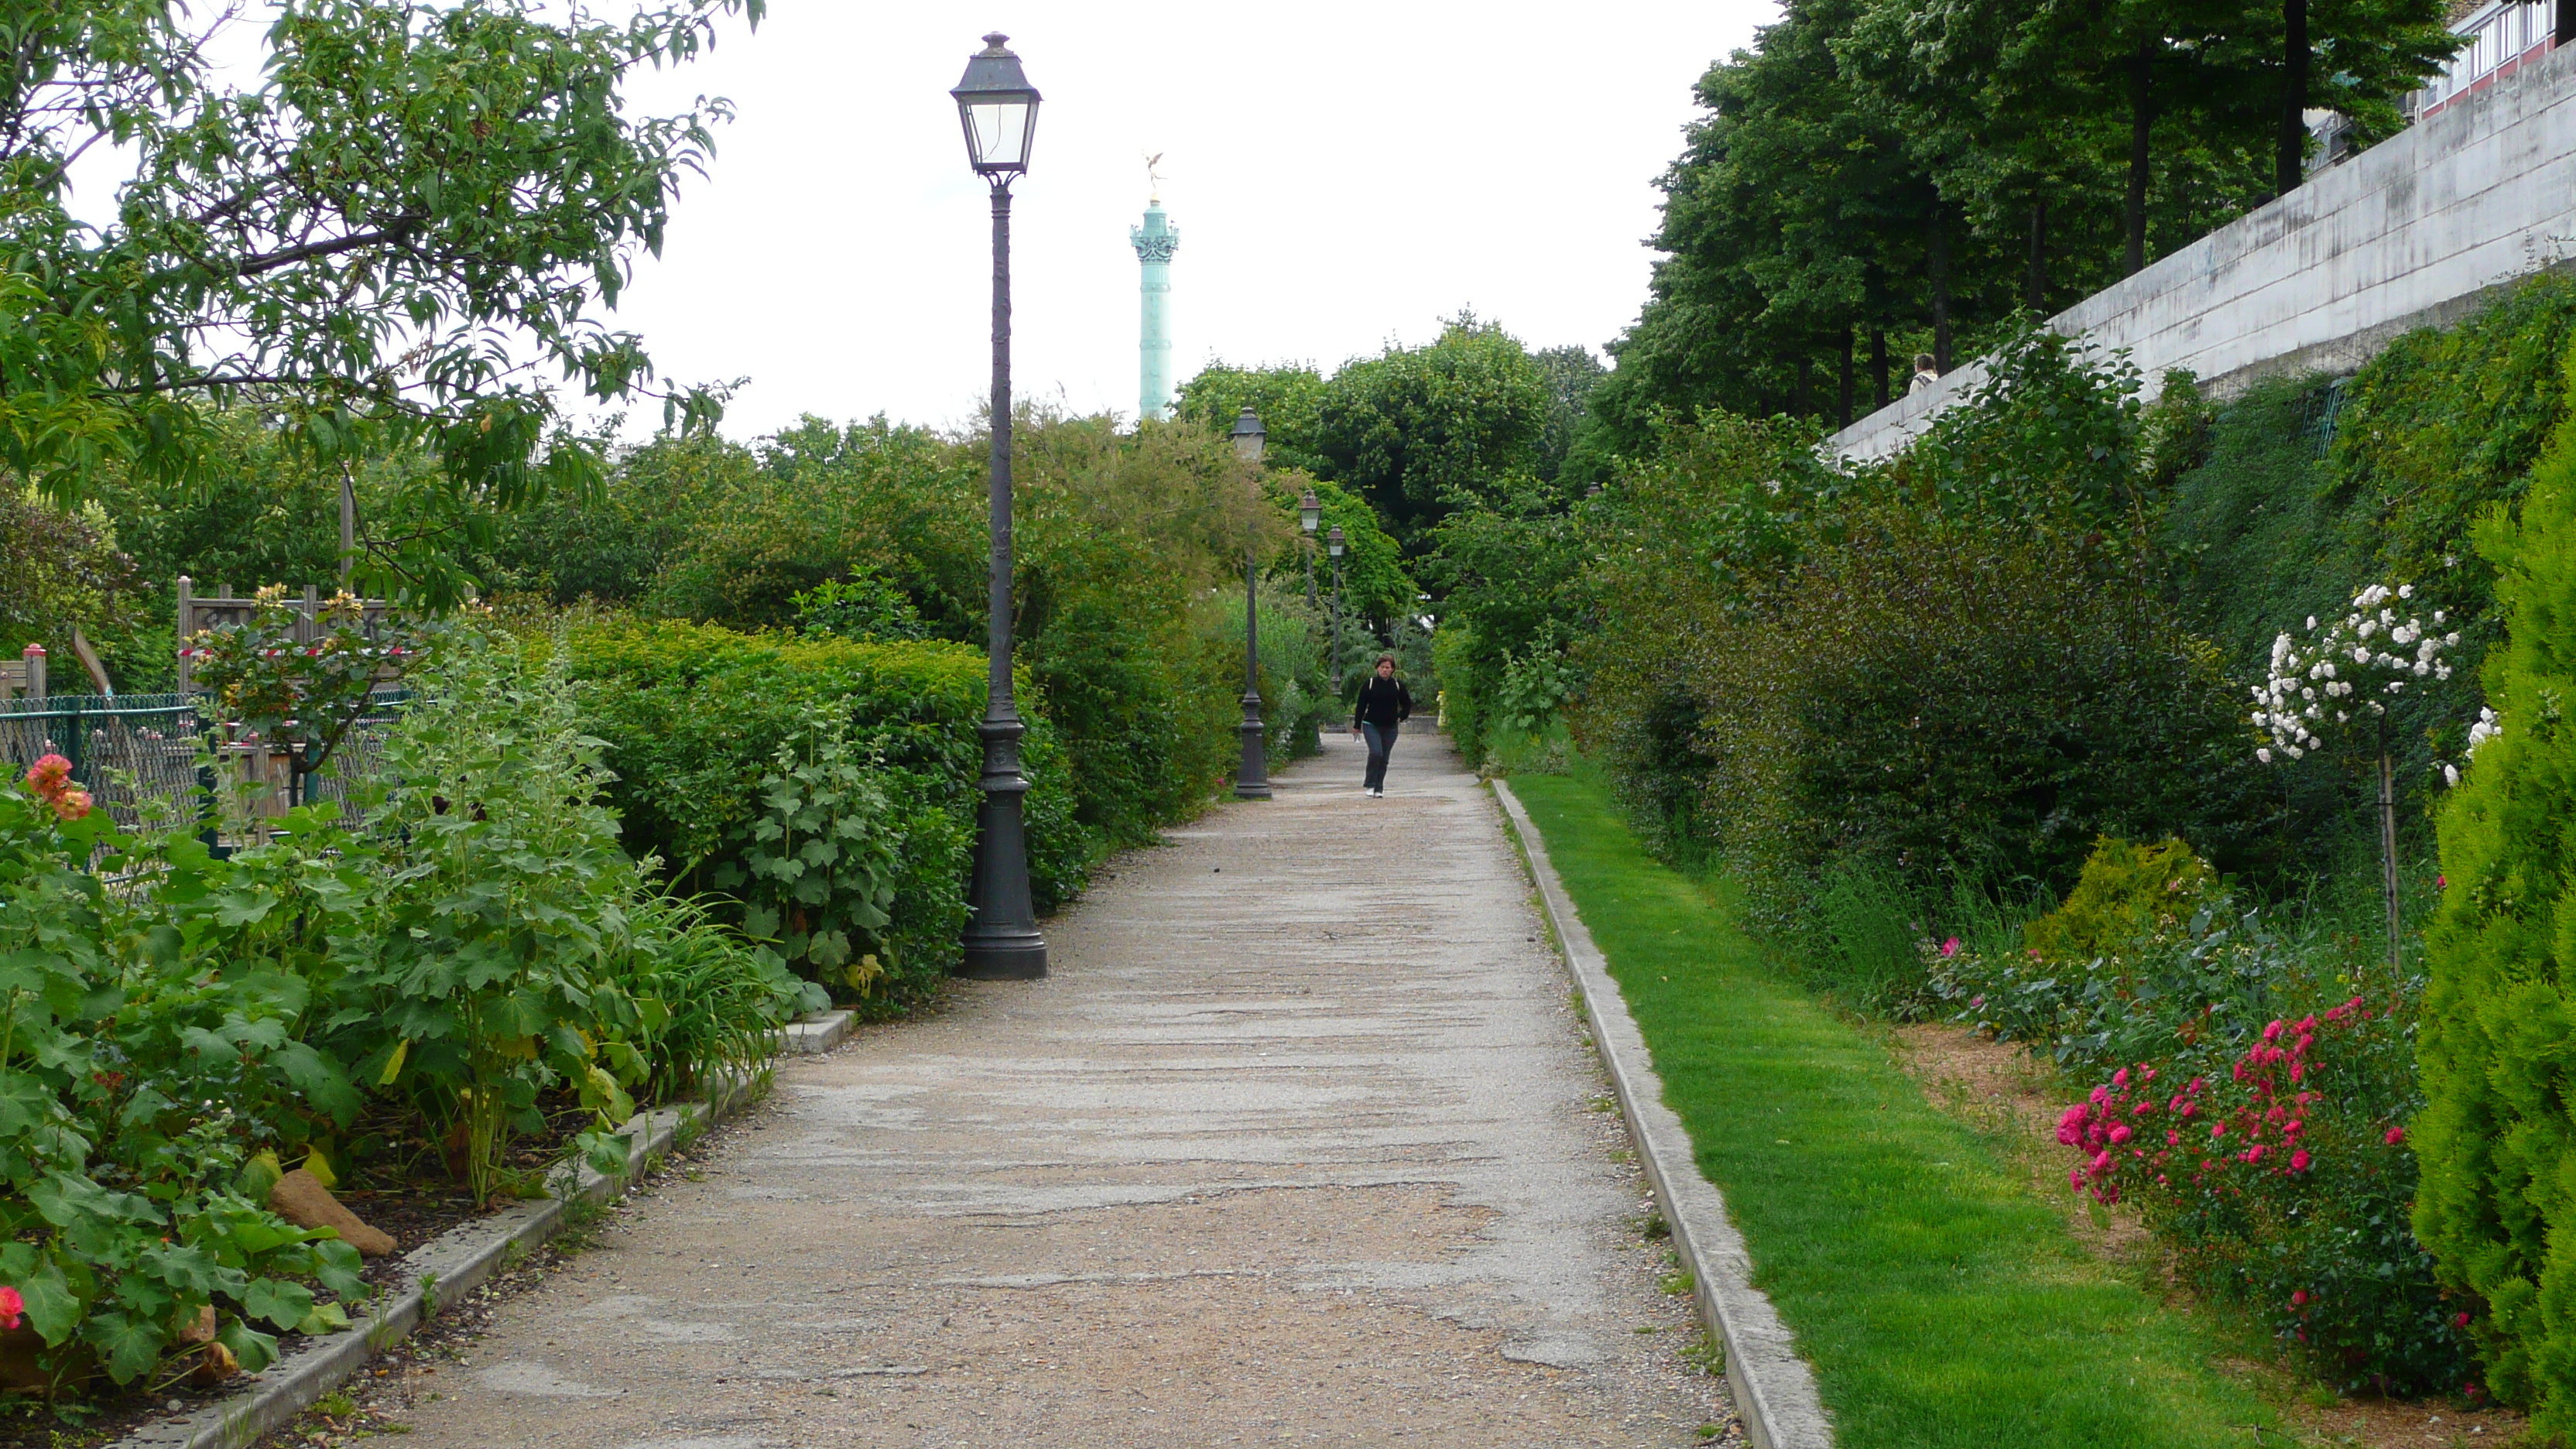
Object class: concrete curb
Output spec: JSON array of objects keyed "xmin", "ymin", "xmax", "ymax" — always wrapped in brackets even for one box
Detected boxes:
[
  {"xmin": 1489, "ymin": 779, "xmax": 1834, "ymax": 1449},
  {"xmin": 109, "ymin": 1009, "xmax": 848, "ymax": 1449},
  {"xmin": 783, "ymin": 1008, "xmax": 853, "ymax": 1054}
]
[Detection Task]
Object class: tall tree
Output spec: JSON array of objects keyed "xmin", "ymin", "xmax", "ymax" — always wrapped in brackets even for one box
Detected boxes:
[{"xmin": 1306, "ymin": 316, "xmax": 1550, "ymax": 551}]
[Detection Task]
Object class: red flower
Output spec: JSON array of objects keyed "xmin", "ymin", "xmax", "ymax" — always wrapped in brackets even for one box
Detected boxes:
[
  {"xmin": 23, "ymin": 754, "xmax": 70, "ymax": 794},
  {"xmin": 2289, "ymin": 1149, "xmax": 2311, "ymax": 1172},
  {"xmin": 2386, "ymin": 1126, "xmax": 2406, "ymax": 1146},
  {"xmin": 0, "ymin": 1286, "xmax": 22, "ymax": 1331}
]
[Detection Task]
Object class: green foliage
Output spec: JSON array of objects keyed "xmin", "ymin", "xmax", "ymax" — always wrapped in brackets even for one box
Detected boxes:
[
  {"xmin": 2330, "ymin": 273, "xmax": 2576, "ymax": 613},
  {"xmin": 336, "ymin": 636, "xmax": 663, "ymax": 1206},
  {"xmin": 2024, "ymin": 837, "xmax": 2221, "ymax": 961},
  {"xmin": 713, "ymin": 711, "xmax": 907, "ymax": 993},
  {"xmin": 0, "ymin": 786, "xmax": 367, "ymax": 1392},
  {"xmin": 0, "ymin": 491, "xmax": 141, "ymax": 664},
  {"xmin": 795, "ymin": 572, "xmax": 928, "ymax": 643},
  {"xmin": 1424, "ymin": 474, "xmax": 1595, "ymax": 766},
  {"xmin": 1588, "ymin": 496, "xmax": 2253, "ymax": 923},
  {"xmin": 1806, "ymin": 858, "xmax": 1934, "ymax": 1017},
  {"xmin": 601, "ymin": 894, "xmax": 817, "ymax": 1104},
  {"xmin": 5, "ymin": 0, "xmax": 763, "ymax": 605},
  {"xmin": 557, "ymin": 618, "xmax": 1063, "ymax": 999},
  {"xmin": 2414, "ymin": 341, "xmax": 2576, "ymax": 1431},
  {"xmin": 1307, "ymin": 315, "xmax": 1550, "ymax": 549},
  {"xmin": 1173, "ymin": 364, "xmax": 1331, "ymax": 477}
]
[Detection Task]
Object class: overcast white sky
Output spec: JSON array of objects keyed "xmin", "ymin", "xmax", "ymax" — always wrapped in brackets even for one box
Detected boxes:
[{"xmin": 591, "ymin": 1, "xmax": 1779, "ymax": 440}]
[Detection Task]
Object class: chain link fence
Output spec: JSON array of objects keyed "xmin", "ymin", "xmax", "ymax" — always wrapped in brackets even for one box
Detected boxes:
[{"xmin": 1, "ymin": 692, "xmax": 409, "ymax": 846}]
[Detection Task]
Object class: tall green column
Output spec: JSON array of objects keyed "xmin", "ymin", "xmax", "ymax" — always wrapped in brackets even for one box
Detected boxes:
[{"xmin": 1130, "ymin": 197, "xmax": 1179, "ymax": 422}]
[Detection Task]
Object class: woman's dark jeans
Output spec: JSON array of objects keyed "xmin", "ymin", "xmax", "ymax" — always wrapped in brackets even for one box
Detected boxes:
[{"xmin": 1362, "ymin": 721, "xmax": 1399, "ymax": 792}]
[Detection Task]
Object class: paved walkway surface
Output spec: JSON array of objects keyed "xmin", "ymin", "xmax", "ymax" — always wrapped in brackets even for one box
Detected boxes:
[{"xmin": 380, "ymin": 729, "xmax": 1734, "ymax": 1447}]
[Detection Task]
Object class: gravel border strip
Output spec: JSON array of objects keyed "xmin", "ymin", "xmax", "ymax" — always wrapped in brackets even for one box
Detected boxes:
[
  {"xmin": 1491, "ymin": 779, "xmax": 1834, "ymax": 1449},
  {"xmin": 111, "ymin": 1004, "xmax": 852, "ymax": 1449}
]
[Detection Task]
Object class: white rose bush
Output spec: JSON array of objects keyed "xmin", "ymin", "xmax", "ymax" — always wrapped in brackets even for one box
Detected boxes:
[
  {"xmin": 2252, "ymin": 582, "xmax": 2489, "ymax": 971},
  {"xmin": 2251, "ymin": 583, "xmax": 2458, "ymax": 763}
]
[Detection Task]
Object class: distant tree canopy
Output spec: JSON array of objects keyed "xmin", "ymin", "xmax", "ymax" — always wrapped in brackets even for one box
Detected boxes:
[
  {"xmin": 1588, "ymin": 0, "xmax": 2455, "ymax": 450},
  {"xmin": 1178, "ymin": 316, "xmax": 1601, "ymax": 553}
]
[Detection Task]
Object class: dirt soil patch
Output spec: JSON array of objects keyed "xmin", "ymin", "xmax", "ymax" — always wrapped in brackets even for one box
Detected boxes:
[{"xmin": 1891, "ymin": 1022, "xmax": 2527, "ymax": 1449}]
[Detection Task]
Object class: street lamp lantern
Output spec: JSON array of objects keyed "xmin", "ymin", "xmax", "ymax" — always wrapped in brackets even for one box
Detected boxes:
[
  {"xmin": 1230, "ymin": 407, "xmax": 1266, "ymax": 464},
  {"xmin": 1327, "ymin": 523, "xmax": 1345, "ymax": 559},
  {"xmin": 951, "ymin": 33, "xmax": 1041, "ymax": 178},
  {"xmin": 952, "ymin": 33, "xmax": 1046, "ymax": 981}
]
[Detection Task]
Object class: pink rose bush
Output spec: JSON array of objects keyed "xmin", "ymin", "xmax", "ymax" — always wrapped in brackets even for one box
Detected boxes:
[{"xmin": 2055, "ymin": 995, "xmax": 2475, "ymax": 1393}]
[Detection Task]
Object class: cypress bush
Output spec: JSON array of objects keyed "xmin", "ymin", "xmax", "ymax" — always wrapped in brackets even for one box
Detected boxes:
[{"xmin": 2415, "ymin": 344, "xmax": 2576, "ymax": 1427}]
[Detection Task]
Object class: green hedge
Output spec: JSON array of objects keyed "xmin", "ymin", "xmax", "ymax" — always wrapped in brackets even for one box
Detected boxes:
[{"xmin": 558, "ymin": 619, "xmax": 1089, "ymax": 1005}]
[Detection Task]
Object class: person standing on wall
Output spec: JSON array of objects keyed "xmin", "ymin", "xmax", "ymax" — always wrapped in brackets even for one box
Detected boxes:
[{"xmin": 1351, "ymin": 654, "xmax": 1412, "ymax": 798}]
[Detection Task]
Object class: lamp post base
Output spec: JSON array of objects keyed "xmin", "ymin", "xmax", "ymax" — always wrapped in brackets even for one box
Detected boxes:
[
  {"xmin": 958, "ymin": 933, "xmax": 1049, "ymax": 980},
  {"xmin": 1235, "ymin": 702, "xmax": 1270, "ymax": 800}
]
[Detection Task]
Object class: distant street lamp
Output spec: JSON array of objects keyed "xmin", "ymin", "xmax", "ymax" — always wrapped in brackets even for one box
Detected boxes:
[
  {"xmin": 1231, "ymin": 407, "xmax": 1272, "ymax": 800},
  {"xmin": 1299, "ymin": 488, "xmax": 1321, "ymax": 608},
  {"xmin": 951, "ymin": 33, "xmax": 1045, "ymax": 980},
  {"xmin": 1327, "ymin": 523, "xmax": 1347, "ymax": 694}
]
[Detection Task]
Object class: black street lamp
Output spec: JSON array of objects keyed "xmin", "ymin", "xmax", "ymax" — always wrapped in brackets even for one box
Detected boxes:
[
  {"xmin": 1231, "ymin": 407, "xmax": 1272, "ymax": 800},
  {"xmin": 951, "ymin": 33, "xmax": 1045, "ymax": 981},
  {"xmin": 1327, "ymin": 523, "xmax": 1346, "ymax": 694},
  {"xmin": 1299, "ymin": 488, "xmax": 1321, "ymax": 608}
]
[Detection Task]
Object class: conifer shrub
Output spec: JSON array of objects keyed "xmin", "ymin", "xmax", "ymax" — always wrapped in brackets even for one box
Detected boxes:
[
  {"xmin": 2414, "ymin": 343, "xmax": 2576, "ymax": 1431},
  {"xmin": 2023, "ymin": 836, "xmax": 2221, "ymax": 960}
]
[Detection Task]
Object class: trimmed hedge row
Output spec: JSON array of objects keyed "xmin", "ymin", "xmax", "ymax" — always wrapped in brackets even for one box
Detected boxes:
[{"xmin": 557, "ymin": 619, "xmax": 1088, "ymax": 1007}]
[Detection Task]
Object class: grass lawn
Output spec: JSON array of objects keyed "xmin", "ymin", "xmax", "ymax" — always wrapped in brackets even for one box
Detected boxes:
[{"xmin": 1505, "ymin": 766, "xmax": 2280, "ymax": 1449}]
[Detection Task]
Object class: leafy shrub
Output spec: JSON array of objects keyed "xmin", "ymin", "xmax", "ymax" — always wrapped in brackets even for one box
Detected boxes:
[
  {"xmin": 341, "ymin": 638, "xmax": 684, "ymax": 1205},
  {"xmin": 2023, "ymin": 837, "xmax": 2219, "ymax": 961},
  {"xmin": 0, "ymin": 625, "xmax": 820, "ymax": 1402},
  {"xmin": 2415, "ymin": 342, "xmax": 2576, "ymax": 1433},
  {"xmin": 600, "ymin": 894, "xmax": 814, "ymax": 1102},
  {"xmin": 0, "ymin": 776, "xmax": 368, "ymax": 1392},
  {"xmin": 711, "ymin": 709, "xmax": 914, "ymax": 992},
  {"xmin": 1605, "ymin": 503, "xmax": 2256, "ymax": 927},
  {"xmin": 795, "ymin": 571, "xmax": 930, "ymax": 643}
]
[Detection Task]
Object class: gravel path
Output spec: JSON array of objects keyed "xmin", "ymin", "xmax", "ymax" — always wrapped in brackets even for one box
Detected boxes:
[{"xmin": 365, "ymin": 728, "xmax": 1737, "ymax": 1447}]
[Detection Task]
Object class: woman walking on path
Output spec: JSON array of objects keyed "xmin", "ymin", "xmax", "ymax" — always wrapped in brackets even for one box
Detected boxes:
[{"xmin": 1351, "ymin": 655, "xmax": 1413, "ymax": 797}]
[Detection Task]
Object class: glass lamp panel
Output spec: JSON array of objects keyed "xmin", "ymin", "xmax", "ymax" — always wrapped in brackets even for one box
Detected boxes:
[{"xmin": 966, "ymin": 101, "xmax": 1032, "ymax": 168}]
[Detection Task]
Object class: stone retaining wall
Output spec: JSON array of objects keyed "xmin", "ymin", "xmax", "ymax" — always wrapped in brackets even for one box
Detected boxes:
[{"xmin": 1828, "ymin": 40, "xmax": 2576, "ymax": 463}]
